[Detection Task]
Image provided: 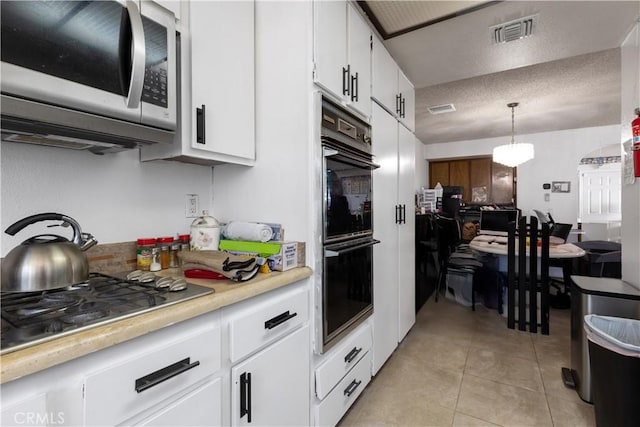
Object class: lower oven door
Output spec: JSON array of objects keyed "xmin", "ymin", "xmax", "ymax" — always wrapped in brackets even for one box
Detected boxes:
[{"xmin": 322, "ymin": 237, "xmax": 379, "ymax": 352}]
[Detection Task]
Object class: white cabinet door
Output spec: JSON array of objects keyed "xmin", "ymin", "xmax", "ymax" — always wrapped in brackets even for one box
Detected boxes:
[
  {"xmin": 141, "ymin": 0, "xmax": 255, "ymax": 165},
  {"xmin": 371, "ymin": 35, "xmax": 398, "ymax": 115},
  {"xmin": 231, "ymin": 326, "xmax": 310, "ymax": 426},
  {"xmin": 314, "ymin": 0, "xmax": 348, "ymax": 100},
  {"xmin": 398, "ymin": 71, "xmax": 415, "ymax": 132},
  {"xmin": 397, "ymin": 125, "xmax": 416, "ymax": 340},
  {"xmin": 347, "ymin": 4, "xmax": 371, "ymax": 118},
  {"xmin": 371, "ymin": 103, "xmax": 399, "ymax": 374},
  {"xmin": 190, "ymin": 0, "xmax": 255, "ymax": 159}
]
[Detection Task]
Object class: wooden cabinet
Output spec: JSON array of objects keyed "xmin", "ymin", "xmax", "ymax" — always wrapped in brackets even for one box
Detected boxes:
[
  {"xmin": 429, "ymin": 157, "xmax": 515, "ymax": 205},
  {"xmin": 141, "ymin": 0, "xmax": 255, "ymax": 166},
  {"xmin": 371, "ymin": 103, "xmax": 415, "ymax": 374},
  {"xmin": 314, "ymin": 1, "xmax": 372, "ymax": 118},
  {"xmin": 371, "ymin": 35, "xmax": 415, "ymax": 132}
]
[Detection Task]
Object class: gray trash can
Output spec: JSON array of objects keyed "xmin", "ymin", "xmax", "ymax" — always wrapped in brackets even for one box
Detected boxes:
[{"xmin": 584, "ymin": 315, "xmax": 640, "ymax": 427}]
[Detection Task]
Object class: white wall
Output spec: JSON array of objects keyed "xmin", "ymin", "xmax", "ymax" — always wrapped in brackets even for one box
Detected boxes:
[
  {"xmin": 413, "ymin": 134, "xmax": 428, "ymax": 190},
  {"xmin": 1, "ymin": 143, "xmax": 212, "ymax": 256},
  {"xmin": 620, "ymin": 20, "xmax": 640, "ymax": 287},
  {"xmin": 423, "ymin": 125, "xmax": 621, "ymax": 225}
]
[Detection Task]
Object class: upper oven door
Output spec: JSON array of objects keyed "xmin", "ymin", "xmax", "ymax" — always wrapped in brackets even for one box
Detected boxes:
[
  {"xmin": 0, "ymin": 0, "xmax": 175, "ymax": 130},
  {"xmin": 323, "ymin": 144, "xmax": 379, "ymax": 243}
]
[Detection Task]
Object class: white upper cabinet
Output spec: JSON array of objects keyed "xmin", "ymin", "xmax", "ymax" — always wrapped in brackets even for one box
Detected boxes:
[
  {"xmin": 141, "ymin": 0, "xmax": 255, "ymax": 166},
  {"xmin": 371, "ymin": 35, "xmax": 415, "ymax": 132},
  {"xmin": 314, "ymin": 1, "xmax": 371, "ymax": 119},
  {"xmin": 398, "ymin": 70, "xmax": 415, "ymax": 132}
]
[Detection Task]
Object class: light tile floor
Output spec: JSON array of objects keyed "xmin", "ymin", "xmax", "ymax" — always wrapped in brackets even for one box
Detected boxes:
[{"xmin": 339, "ymin": 295, "xmax": 596, "ymax": 427}]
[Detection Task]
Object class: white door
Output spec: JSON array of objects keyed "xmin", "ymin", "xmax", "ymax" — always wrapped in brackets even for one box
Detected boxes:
[
  {"xmin": 371, "ymin": 103, "xmax": 399, "ymax": 374},
  {"xmin": 398, "ymin": 72, "xmax": 415, "ymax": 132},
  {"xmin": 231, "ymin": 326, "xmax": 309, "ymax": 426},
  {"xmin": 190, "ymin": 0, "xmax": 255, "ymax": 159},
  {"xmin": 347, "ymin": 3, "xmax": 371, "ymax": 118},
  {"xmin": 397, "ymin": 125, "xmax": 416, "ymax": 340},
  {"xmin": 371, "ymin": 35, "xmax": 398, "ymax": 114},
  {"xmin": 313, "ymin": 0, "xmax": 347, "ymax": 100},
  {"xmin": 579, "ymin": 167, "xmax": 622, "ymax": 223}
]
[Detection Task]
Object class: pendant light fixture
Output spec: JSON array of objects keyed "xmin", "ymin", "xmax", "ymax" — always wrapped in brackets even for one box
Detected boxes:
[{"xmin": 492, "ymin": 102, "xmax": 534, "ymax": 167}]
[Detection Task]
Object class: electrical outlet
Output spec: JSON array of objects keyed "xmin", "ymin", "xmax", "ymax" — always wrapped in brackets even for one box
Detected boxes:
[{"xmin": 186, "ymin": 194, "xmax": 199, "ymax": 218}]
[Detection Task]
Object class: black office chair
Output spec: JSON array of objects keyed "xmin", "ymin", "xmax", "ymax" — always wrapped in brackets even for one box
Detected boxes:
[{"xmin": 434, "ymin": 215, "xmax": 482, "ymax": 309}]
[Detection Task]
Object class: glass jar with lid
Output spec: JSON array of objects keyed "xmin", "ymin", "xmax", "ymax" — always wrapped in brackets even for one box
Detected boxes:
[
  {"xmin": 136, "ymin": 238, "xmax": 156, "ymax": 271},
  {"xmin": 190, "ymin": 210, "xmax": 220, "ymax": 251},
  {"xmin": 157, "ymin": 236, "xmax": 174, "ymax": 269}
]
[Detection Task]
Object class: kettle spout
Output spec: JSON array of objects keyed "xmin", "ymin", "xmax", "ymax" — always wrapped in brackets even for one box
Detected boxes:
[{"xmin": 79, "ymin": 233, "xmax": 98, "ymax": 251}]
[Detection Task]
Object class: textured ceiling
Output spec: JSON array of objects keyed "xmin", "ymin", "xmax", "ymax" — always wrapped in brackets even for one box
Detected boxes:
[{"xmin": 362, "ymin": 1, "xmax": 640, "ymax": 145}]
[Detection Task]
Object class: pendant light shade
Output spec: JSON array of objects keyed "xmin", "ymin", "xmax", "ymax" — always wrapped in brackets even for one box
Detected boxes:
[{"xmin": 492, "ymin": 103, "xmax": 534, "ymax": 167}]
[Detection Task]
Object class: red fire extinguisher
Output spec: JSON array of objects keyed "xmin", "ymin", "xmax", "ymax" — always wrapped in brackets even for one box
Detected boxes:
[{"xmin": 633, "ymin": 108, "xmax": 640, "ymax": 178}]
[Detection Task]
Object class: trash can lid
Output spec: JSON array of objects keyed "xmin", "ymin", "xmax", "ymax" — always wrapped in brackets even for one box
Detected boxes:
[{"xmin": 584, "ymin": 315, "xmax": 640, "ymax": 357}]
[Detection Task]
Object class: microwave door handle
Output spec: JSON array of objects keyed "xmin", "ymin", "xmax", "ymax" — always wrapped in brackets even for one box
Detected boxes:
[{"xmin": 125, "ymin": 0, "xmax": 146, "ymax": 109}]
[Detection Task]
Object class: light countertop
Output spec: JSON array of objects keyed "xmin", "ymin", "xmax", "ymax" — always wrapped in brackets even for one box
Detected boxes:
[{"xmin": 0, "ymin": 267, "xmax": 313, "ymax": 384}]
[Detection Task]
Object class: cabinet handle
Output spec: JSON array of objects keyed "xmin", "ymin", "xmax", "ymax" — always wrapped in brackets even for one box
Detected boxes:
[
  {"xmin": 135, "ymin": 358, "xmax": 200, "ymax": 393},
  {"xmin": 343, "ymin": 379, "xmax": 362, "ymax": 397},
  {"xmin": 344, "ymin": 346, "xmax": 362, "ymax": 363},
  {"xmin": 396, "ymin": 94, "xmax": 402, "ymax": 115},
  {"xmin": 240, "ymin": 372, "xmax": 252, "ymax": 423},
  {"xmin": 395, "ymin": 205, "xmax": 400, "ymax": 224},
  {"xmin": 402, "ymin": 204, "xmax": 406, "ymax": 224},
  {"xmin": 196, "ymin": 104, "xmax": 206, "ymax": 144},
  {"xmin": 351, "ymin": 72, "xmax": 359, "ymax": 102},
  {"xmin": 342, "ymin": 65, "xmax": 351, "ymax": 96},
  {"xmin": 400, "ymin": 97, "xmax": 406, "ymax": 118},
  {"xmin": 264, "ymin": 310, "xmax": 297, "ymax": 329}
]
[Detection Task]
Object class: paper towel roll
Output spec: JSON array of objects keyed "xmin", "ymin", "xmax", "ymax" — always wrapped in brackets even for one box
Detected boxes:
[{"xmin": 224, "ymin": 221, "xmax": 273, "ymax": 242}]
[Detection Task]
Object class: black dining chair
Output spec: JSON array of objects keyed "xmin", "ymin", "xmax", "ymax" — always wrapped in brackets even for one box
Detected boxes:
[{"xmin": 506, "ymin": 216, "xmax": 551, "ymax": 334}]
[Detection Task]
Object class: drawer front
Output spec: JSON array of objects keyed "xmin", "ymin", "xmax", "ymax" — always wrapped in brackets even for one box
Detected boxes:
[
  {"xmin": 228, "ymin": 287, "xmax": 308, "ymax": 363},
  {"xmin": 315, "ymin": 351, "xmax": 371, "ymax": 427},
  {"xmin": 315, "ymin": 322, "xmax": 371, "ymax": 400},
  {"xmin": 138, "ymin": 377, "xmax": 222, "ymax": 427},
  {"xmin": 84, "ymin": 326, "xmax": 220, "ymax": 426}
]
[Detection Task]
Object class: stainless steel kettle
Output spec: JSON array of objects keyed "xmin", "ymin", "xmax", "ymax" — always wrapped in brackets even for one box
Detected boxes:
[{"xmin": 1, "ymin": 213, "xmax": 98, "ymax": 292}]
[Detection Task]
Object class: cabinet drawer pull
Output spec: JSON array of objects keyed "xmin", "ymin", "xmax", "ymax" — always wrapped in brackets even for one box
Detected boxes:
[
  {"xmin": 400, "ymin": 97, "xmax": 406, "ymax": 118},
  {"xmin": 342, "ymin": 65, "xmax": 351, "ymax": 96},
  {"xmin": 264, "ymin": 310, "xmax": 297, "ymax": 330},
  {"xmin": 344, "ymin": 346, "xmax": 362, "ymax": 363},
  {"xmin": 396, "ymin": 94, "xmax": 402, "ymax": 115},
  {"xmin": 196, "ymin": 104, "xmax": 206, "ymax": 144},
  {"xmin": 135, "ymin": 357, "xmax": 200, "ymax": 393},
  {"xmin": 350, "ymin": 72, "xmax": 359, "ymax": 102},
  {"xmin": 343, "ymin": 379, "xmax": 362, "ymax": 397},
  {"xmin": 240, "ymin": 372, "xmax": 252, "ymax": 423}
]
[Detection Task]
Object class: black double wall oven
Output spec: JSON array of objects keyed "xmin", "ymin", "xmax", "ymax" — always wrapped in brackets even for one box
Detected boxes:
[{"xmin": 321, "ymin": 98, "xmax": 379, "ymax": 352}]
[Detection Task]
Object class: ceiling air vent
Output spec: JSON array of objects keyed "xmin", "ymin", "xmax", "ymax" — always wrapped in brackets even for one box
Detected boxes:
[
  {"xmin": 490, "ymin": 14, "xmax": 537, "ymax": 44},
  {"xmin": 427, "ymin": 104, "xmax": 456, "ymax": 115}
]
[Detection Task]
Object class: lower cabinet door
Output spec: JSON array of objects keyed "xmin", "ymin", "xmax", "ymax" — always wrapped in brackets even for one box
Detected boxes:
[
  {"xmin": 138, "ymin": 377, "xmax": 222, "ymax": 427},
  {"xmin": 231, "ymin": 326, "xmax": 310, "ymax": 426}
]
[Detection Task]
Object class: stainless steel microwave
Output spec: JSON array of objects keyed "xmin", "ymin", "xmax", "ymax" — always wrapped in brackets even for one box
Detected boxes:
[{"xmin": 0, "ymin": 0, "xmax": 177, "ymax": 153}]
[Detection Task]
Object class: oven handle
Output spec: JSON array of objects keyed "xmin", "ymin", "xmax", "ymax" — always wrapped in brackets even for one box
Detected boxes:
[
  {"xmin": 322, "ymin": 145, "xmax": 380, "ymax": 170},
  {"xmin": 325, "ymin": 239, "xmax": 380, "ymax": 257}
]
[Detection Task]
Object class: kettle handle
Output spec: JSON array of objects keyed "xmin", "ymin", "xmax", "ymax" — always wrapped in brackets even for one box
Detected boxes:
[{"xmin": 5, "ymin": 213, "xmax": 84, "ymax": 245}]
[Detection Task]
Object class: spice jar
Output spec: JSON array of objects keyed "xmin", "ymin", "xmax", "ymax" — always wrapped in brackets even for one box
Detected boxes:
[
  {"xmin": 157, "ymin": 236, "xmax": 174, "ymax": 269},
  {"xmin": 136, "ymin": 238, "xmax": 156, "ymax": 271},
  {"xmin": 190, "ymin": 210, "xmax": 220, "ymax": 251},
  {"xmin": 178, "ymin": 234, "xmax": 190, "ymax": 252},
  {"xmin": 169, "ymin": 240, "xmax": 180, "ymax": 268}
]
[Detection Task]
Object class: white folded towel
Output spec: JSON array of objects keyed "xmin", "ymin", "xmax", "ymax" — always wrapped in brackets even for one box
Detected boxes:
[{"xmin": 224, "ymin": 221, "xmax": 274, "ymax": 242}]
